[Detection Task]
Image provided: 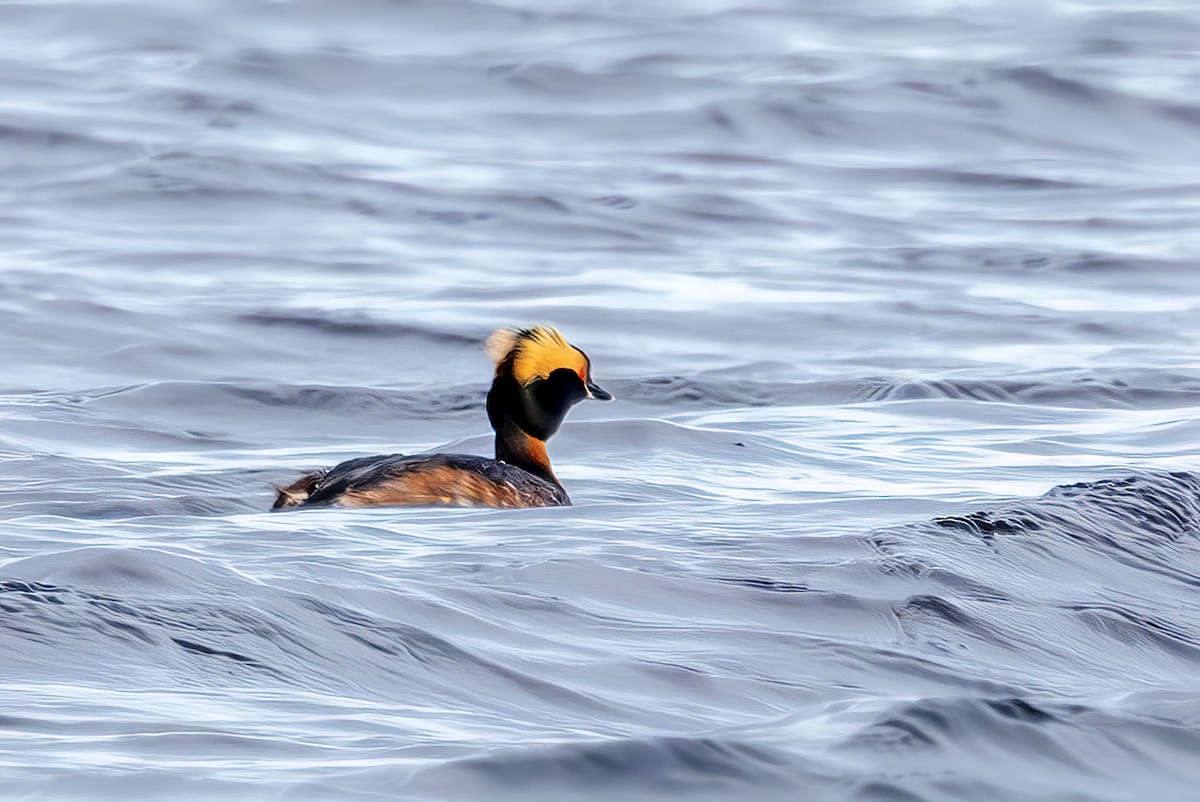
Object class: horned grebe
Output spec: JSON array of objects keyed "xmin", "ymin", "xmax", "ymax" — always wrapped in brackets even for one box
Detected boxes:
[{"xmin": 272, "ymin": 326, "xmax": 612, "ymax": 509}]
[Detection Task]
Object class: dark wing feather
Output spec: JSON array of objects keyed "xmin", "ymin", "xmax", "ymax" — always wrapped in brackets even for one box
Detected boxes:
[{"xmin": 301, "ymin": 453, "xmax": 415, "ymax": 507}]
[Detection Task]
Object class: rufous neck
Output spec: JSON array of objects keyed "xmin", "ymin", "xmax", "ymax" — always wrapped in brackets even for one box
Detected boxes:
[{"xmin": 494, "ymin": 416, "xmax": 559, "ymax": 488}]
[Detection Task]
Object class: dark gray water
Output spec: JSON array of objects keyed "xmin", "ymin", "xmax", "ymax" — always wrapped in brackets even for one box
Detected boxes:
[{"xmin": 3, "ymin": 0, "xmax": 1200, "ymax": 799}]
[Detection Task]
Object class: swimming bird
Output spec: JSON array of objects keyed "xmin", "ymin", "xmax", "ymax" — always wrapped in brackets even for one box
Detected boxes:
[{"xmin": 272, "ymin": 326, "xmax": 613, "ymax": 509}]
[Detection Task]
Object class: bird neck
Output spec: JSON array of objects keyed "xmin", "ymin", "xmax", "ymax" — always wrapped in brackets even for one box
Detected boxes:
[{"xmin": 494, "ymin": 416, "xmax": 560, "ymax": 488}]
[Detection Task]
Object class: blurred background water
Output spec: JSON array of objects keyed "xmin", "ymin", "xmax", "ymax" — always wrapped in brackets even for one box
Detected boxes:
[{"xmin": 2, "ymin": 0, "xmax": 1200, "ymax": 799}]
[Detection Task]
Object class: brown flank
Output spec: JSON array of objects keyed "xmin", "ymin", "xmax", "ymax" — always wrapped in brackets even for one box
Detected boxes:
[{"xmin": 336, "ymin": 464, "xmax": 541, "ymax": 508}]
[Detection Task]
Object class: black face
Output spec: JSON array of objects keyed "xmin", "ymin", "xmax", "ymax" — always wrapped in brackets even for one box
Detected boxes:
[
  {"xmin": 488, "ymin": 365, "xmax": 613, "ymax": 441},
  {"xmin": 524, "ymin": 368, "xmax": 590, "ymax": 440}
]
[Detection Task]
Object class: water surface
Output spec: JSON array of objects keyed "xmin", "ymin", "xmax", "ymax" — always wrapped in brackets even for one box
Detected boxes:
[{"xmin": 3, "ymin": 1, "xmax": 1200, "ymax": 799}]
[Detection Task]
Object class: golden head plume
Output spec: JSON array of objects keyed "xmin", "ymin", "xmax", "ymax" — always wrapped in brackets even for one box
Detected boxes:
[{"xmin": 486, "ymin": 326, "xmax": 587, "ymax": 385}]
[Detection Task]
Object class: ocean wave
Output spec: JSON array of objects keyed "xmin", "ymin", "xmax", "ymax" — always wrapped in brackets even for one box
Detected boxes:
[{"xmin": 406, "ymin": 736, "xmax": 818, "ymax": 801}]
